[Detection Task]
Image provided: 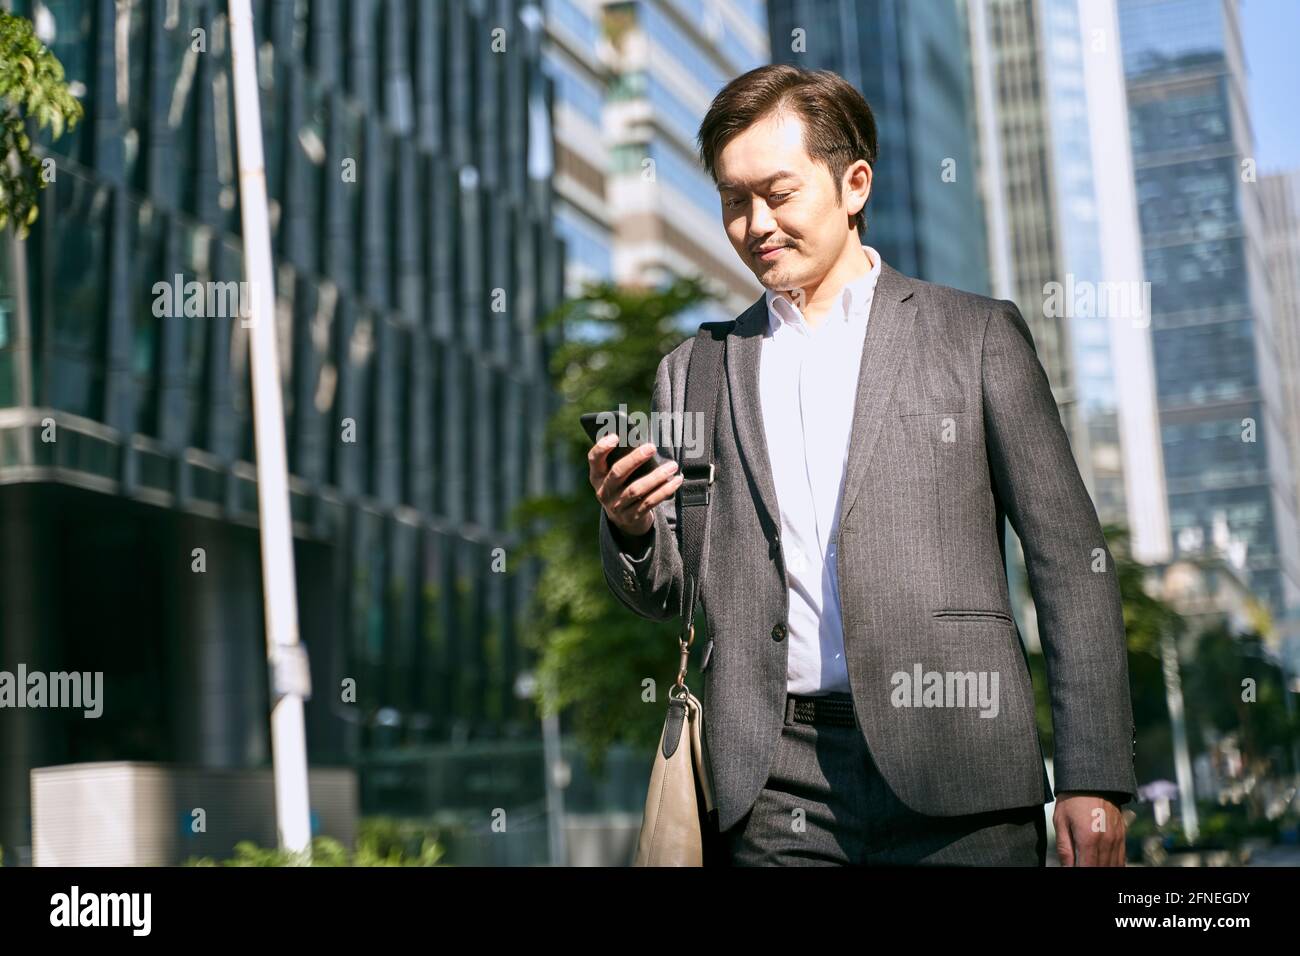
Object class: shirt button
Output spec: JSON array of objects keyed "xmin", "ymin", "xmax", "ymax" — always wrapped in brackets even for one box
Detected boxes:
[{"xmin": 771, "ymin": 622, "xmax": 787, "ymax": 642}]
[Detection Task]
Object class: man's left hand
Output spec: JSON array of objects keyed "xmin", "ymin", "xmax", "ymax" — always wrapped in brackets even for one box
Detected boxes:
[{"xmin": 1053, "ymin": 791, "xmax": 1127, "ymax": 866}]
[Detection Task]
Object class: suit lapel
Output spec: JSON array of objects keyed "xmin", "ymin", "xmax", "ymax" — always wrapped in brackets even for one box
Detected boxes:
[
  {"xmin": 838, "ymin": 262, "xmax": 917, "ymax": 524},
  {"xmin": 724, "ymin": 294, "xmax": 780, "ymax": 535},
  {"xmin": 723, "ymin": 261, "xmax": 917, "ymax": 536}
]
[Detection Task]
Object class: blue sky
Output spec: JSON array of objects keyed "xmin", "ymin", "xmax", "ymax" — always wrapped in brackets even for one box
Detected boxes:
[{"xmin": 1241, "ymin": 0, "xmax": 1300, "ymax": 172}]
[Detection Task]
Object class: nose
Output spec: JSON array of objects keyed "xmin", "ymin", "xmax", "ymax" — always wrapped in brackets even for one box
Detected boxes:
[{"xmin": 747, "ymin": 198, "xmax": 777, "ymax": 241}]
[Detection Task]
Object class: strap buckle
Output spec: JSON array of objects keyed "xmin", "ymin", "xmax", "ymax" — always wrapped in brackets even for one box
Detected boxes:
[{"xmin": 678, "ymin": 462, "xmax": 714, "ymax": 506}]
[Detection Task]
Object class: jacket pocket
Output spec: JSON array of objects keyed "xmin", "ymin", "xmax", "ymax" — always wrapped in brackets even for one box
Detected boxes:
[
  {"xmin": 896, "ymin": 400, "xmax": 967, "ymax": 418},
  {"xmin": 932, "ymin": 608, "xmax": 1015, "ymax": 626}
]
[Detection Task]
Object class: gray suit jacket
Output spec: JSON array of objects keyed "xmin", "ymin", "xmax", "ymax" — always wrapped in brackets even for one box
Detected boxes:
[{"xmin": 600, "ymin": 261, "xmax": 1138, "ymax": 833}]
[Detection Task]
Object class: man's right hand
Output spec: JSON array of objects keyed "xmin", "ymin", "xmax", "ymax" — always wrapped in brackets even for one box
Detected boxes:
[{"xmin": 588, "ymin": 434, "xmax": 682, "ymax": 538}]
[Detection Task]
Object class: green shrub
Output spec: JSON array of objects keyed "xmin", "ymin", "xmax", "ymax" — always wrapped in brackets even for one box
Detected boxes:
[{"xmin": 184, "ymin": 817, "xmax": 449, "ymax": 866}]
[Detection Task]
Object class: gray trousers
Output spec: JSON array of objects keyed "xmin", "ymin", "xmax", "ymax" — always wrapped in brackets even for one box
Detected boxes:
[{"xmin": 722, "ymin": 693, "xmax": 1047, "ymax": 866}]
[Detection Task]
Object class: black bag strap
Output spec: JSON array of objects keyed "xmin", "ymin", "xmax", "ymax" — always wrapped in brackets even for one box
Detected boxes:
[{"xmin": 676, "ymin": 320, "xmax": 732, "ymax": 643}]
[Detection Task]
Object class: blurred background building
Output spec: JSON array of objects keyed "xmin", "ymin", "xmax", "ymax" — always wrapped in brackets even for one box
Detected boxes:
[
  {"xmin": 600, "ymin": 0, "xmax": 769, "ymax": 321},
  {"xmin": 0, "ymin": 0, "xmax": 567, "ymax": 863},
  {"xmin": 1118, "ymin": 0, "xmax": 1300, "ymax": 654},
  {"xmin": 767, "ymin": 0, "xmax": 992, "ymax": 296},
  {"xmin": 1259, "ymin": 168, "xmax": 1300, "ymax": 678},
  {"xmin": 967, "ymin": 0, "xmax": 1170, "ymax": 567},
  {"xmin": 545, "ymin": 0, "xmax": 614, "ymax": 295}
]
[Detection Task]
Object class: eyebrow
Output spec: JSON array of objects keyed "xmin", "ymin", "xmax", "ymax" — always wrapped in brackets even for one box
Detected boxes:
[{"xmin": 716, "ymin": 170, "xmax": 801, "ymax": 193}]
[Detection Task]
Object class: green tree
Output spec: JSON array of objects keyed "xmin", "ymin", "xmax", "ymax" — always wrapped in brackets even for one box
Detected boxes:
[
  {"xmin": 0, "ymin": 10, "xmax": 83, "ymax": 236},
  {"xmin": 1183, "ymin": 622, "xmax": 1299, "ymax": 813},
  {"xmin": 1028, "ymin": 523, "xmax": 1182, "ymax": 766},
  {"xmin": 1108, "ymin": 523, "xmax": 1185, "ymax": 785},
  {"xmin": 512, "ymin": 277, "xmax": 718, "ymax": 774}
]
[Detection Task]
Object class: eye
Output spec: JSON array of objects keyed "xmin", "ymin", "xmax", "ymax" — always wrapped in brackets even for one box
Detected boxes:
[{"xmin": 769, "ymin": 191, "xmax": 791, "ymax": 202}]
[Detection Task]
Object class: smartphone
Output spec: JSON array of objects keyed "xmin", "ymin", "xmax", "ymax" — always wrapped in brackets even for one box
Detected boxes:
[{"xmin": 581, "ymin": 410, "xmax": 673, "ymax": 484}]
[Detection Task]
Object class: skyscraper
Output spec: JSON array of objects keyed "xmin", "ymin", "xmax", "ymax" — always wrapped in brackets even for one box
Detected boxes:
[
  {"xmin": 1118, "ymin": 0, "xmax": 1300, "ymax": 628},
  {"xmin": 1259, "ymin": 169, "xmax": 1300, "ymax": 669},
  {"xmin": 967, "ymin": 0, "xmax": 1170, "ymax": 563},
  {"xmin": 545, "ymin": 0, "xmax": 615, "ymax": 294},
  {"xmin": 767, "ymin": 0, "xmax": 991, "ymax": 295},
  {"xmin": 599, "ymin": 0, "xmax": 770, "ymax": 321}
]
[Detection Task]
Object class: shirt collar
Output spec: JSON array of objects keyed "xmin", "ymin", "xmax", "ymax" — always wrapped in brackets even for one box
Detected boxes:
[{"xmin": 765, "ymin": 245, "xmax": 882, "ymax": 335}]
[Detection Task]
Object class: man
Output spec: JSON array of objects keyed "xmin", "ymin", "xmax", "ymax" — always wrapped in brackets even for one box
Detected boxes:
[{"xmin": 588, "ymin": 65, "xmax": 1136, "ymax": 866}]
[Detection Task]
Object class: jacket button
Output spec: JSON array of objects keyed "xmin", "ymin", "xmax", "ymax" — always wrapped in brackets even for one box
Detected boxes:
[{"xmin": 771, "ymin": 622, "xmax": 787, "ymax": 642}]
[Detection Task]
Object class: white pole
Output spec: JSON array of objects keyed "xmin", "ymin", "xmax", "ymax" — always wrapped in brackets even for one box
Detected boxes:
[
  {"xmin": 1160, "ymin": 629, "xmax": 1199, "ymax": 844},
  {"xmin": 226, "ymin": 0, "xmax": 313, "ymax": 859}
]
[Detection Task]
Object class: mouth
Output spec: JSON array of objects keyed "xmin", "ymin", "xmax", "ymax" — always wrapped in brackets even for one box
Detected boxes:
[{"xmin": 755, "ymin": 245, "xmax": 787, "ymax": 261}]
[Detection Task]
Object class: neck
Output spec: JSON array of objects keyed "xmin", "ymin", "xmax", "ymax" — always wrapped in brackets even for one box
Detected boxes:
[{"xmin": 779, "ymin": 235, "xmax": 872, "ymax": 330}]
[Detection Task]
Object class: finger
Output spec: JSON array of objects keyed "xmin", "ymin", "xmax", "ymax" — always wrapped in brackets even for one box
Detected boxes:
[
  {"xmin": 1110, "ymin": 825, "xmax": 1126, "ymax": 867},
  {"xmin": 1105, "ymin": 808, "xmax": 1124, "ymax": 866},
  {"xmin": 624, "ymin": 456, "xmax": 679, "ymax": 501},
  {"xmin": 640, "ymin": 472, "xmax": 684, "ymax": 510},
  {"xmin": 623, "ymin": 473, "xmax": 684, "ymax": 523},
  {"xmin": 1055, "ymin": 815, "xmax": 1075, "ymax": 867},
  {"xmin": 595, "ymin": 440, "xmax": 650, "ymax": 500},
  {"xmin": 599, "ymin": 443, "xmax": 660, "ymax": 507},
  {"xmin": 611, "ymin": 469, "xmax": 680, "ymax": 522},
  {"xmin": 609, "ymin": 442, "xmax": 659, "ymax": 485},
  {"xmin": 587, "ymin": 434, "xmax": 619, "ymax": 487}
]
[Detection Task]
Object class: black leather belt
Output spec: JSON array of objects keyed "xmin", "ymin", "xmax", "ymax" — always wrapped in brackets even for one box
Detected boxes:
[{"xmin": 786, "ymin": 692, "xmax": 856, "ymax": 727}]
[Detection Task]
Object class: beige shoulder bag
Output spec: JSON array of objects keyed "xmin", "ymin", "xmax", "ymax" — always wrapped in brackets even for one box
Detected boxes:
[{"xmin": 632, "ymin": 320, "xmax": 731, "ymax": 867}]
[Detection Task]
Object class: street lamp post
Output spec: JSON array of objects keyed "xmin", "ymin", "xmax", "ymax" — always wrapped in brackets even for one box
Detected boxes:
[
  {"xmin": 515, "ymin": 672, "xmax": 568, "ymax": 866},
  {"xmin": 226, "ymin": 0, "xmax": 313, "ymax": 859}
]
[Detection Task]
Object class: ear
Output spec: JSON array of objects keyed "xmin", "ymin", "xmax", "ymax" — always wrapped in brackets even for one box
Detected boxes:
[{"xmin": 845, "ymin": 160, "xmax": 872, "ymax": 217}]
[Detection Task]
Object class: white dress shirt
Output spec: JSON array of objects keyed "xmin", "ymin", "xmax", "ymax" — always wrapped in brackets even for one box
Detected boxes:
[{"xmin": 760, "ymin": 245, "xmax": 882, "ymax": 696}]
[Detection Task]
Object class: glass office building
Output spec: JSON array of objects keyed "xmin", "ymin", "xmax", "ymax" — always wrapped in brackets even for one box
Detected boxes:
[
  {"xmin": 767, "ymin": 0, "xmax": 991, "ymax": 295},
  {"xmin": 602, "ymin": 0, "xmax": 770, "ymax": 322},
  {"xmin": 0, "ymin": 0, "xmax": 567, "ymax": 860},
  {"xmin": 1259, "ymin": 170, "xmax": 1300, "ymax": 671},
  {"xmin": 967, "ymin": 0, "xmax": 1170, "ymax": 560},
  {"xmin": 545, "ymin": 0, "xmax": 615, "ymax": 293},
  {"xmin": 1119, "ymin": 0, "xmax": 1300, "ymax": 623}
]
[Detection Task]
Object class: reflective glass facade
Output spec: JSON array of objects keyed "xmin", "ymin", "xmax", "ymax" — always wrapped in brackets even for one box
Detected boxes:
[
  {"xmin": 1119, "ymin": 0, "xmax": 1300, "ymax": 618},
  {"xmin": 767, "ymin": 0, "xmax": 992, "ymax": 294},
  {"xmin": 0, "ymin": 0, "xmax": 568, "ymax": 859},
  {"xmin": 602, "ymin": 0, "xmax": 771, "ymax": 318}
]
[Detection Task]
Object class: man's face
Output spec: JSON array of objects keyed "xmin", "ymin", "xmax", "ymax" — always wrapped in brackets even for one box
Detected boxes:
[{"xmin": 715, "ymin": 110, "xmax": 869, "ymax": 293}]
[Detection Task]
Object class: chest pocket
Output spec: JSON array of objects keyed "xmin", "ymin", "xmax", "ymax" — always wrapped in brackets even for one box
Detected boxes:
[{"xmin": 892, "ymin": 323, "xmax": 969, "ymax": 417}]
